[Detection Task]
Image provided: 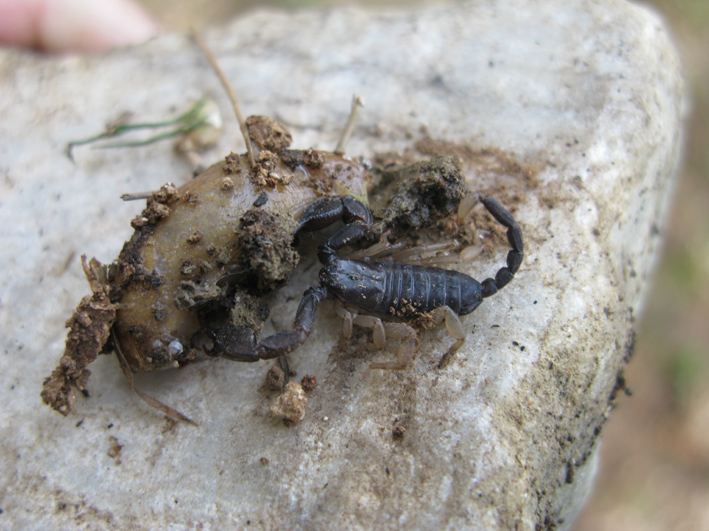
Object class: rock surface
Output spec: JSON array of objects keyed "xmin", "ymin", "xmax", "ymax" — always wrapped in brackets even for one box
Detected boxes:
[{"xmin": 0, "ymin": 1, "xmax": 682, "ymax": 529}]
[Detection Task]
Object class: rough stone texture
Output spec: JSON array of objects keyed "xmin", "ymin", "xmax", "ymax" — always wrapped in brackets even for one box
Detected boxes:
[{"xmin": 0, "ymin": 1, "xmax": 682, "ymax": 530}]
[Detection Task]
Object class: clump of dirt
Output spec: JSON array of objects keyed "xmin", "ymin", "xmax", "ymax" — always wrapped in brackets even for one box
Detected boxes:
[
  {"xmin": 369, "ymin": 155, "xmax": 470, "ymax": 238},
  {"xmin": 107, "ymin": 436, "xmax": 123, "ymax": 463},
  {"xmin": 301, "ymin": 374, "xmax": 317, "ymax": 392},
  {"xmin": 265, "ymin": 365, "xmax": 285, "ymax": 391},
  {"xmin": 230, "ymin": 289, "xmax": 270, "ymax": 335},
  {"xmin": 41, "ymin": 256, "xmax": 117, "ymax": 416},
  {"xmin": 174, "ymin": 279, "xmax": 222, "ymax": 311},
  {"xmin": 246, "ymin": 115, "xmax": 292, "ymax": 152},
  {"xmin": 130, "ymin": 183, "xmax": 180, "ymax": 229},
  {"xmin": 242, "ymin": 116, "xmax": 300, "ymax": 187},
  {"xmin": 415, "ymin": 136, "xmax": 541, "ymax": 187},
  {"xmin": 238, "ymin": 208, "xmax": 299, "ymax": 293},
  {"xmin": 270, "ymin": 381, "xmax": 308, "ymax": 423},
  {"xmin": 250, "ymin": 150, "xmax": 286, "ymax": 188},
  {"xmin": 412, "ymin": 136, "xmax": 539, "ymax": 250},
  {"xmin": 224, "ymin": 152, "xmax": 241, "ymax": 174},
  {"xmin": 280, "ymin": 148, "xmax": 326, "ymax": 170}
]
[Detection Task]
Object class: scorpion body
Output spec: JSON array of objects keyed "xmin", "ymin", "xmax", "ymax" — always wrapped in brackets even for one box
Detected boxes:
[
  {"xmin": 208, "ymin": 193, "xmax": 523, "ymax": 368},
  {"xmin": 318, "ymin": 250, "xmax": 485, "ymax": 318}
]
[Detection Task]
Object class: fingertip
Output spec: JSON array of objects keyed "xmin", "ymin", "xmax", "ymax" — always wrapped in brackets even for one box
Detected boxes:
[{"xmin": 39, "ymin": 0, "xmax": 159, "ymax": 53}]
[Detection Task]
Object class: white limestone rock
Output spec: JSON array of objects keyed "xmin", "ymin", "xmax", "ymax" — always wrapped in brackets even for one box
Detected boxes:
[{"xmin": 0, "ymin": 1, "xmax": 682, "ymax": 529}]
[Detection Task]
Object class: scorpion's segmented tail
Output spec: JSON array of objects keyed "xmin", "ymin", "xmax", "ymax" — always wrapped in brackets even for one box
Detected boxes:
[{"xmin": 477, "ymin": 194, "xmax": 524, "ymax": 299}]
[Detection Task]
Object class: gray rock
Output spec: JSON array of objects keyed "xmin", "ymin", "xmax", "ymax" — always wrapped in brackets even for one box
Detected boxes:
[{"xmin": 0, "ymin": 1, "xmax": 682, "ymax": 529}]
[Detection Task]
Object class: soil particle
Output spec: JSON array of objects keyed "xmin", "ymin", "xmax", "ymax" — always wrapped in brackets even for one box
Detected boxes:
[
  {"xmin": 303, "ymin": 148, "xmax": 325, "ymax": 169},
  {"xmin": 151, "ymin": 183, "xmax": 180, "ymax": 204},
  {"xmin": 129, "ymin": 183, "xmax": 180, "ymax": 229},
  {"xmin": 180, "ymin": 260, "xmax": 197, "ymax": 276},
  {"xmin": 107, "ymin": 435, "xmax": 123, "ymax": 462},
  {"xmin": 250, "ymin": 150, "xmax": 294, "ymax": 188},
  {"xmin": 415, "ymin": 136, "xmax": 541, "ymax": 187},
  {"xmin": 221, "ymin": 177, "xmax": 235, "ymax": 191},
  {"xmin": 174, "ymin": 280, "xmax": 222, "ymax": 310},
  {"xmin": 392, "ymin": 425, "xmax": 406, "ymax": 439},
  {"xmin": 186, "ymin": 230, "xmax": 203, "ymax": 244},
  {"xmin": 300, "ymin": 374, "xmax": 317, "ymax": 392},
  {"xmin": 224, "ymin": 152, "xmax": 241, "ymax": 175},
  {"xmin": 253, "ymin": 192, "xmax": 268, "ymax": 207},
  {"xmin": 270, "ymin": 381, "xmax": 307, "ymax": 423},
  {"xmin": 151, "ymin": 302, "xmax": 167, "ymax": 321},
  {"xmin": 245, "ymin": 115, "xmax": 293, "ymax": 153},
  {"xmin": 230, "ymin": 290, "xmax": 270, "ymax": 335},
  {"xmin": 130, "ymin": 202, "xmax": 171, "ymax": 229},
  {"xmin": 281, "ymin": 147, "xmax": 327, "ymax": 170},
  {"xmin": 266, "ymin": 365, "xmax": 285, "ymax": 391},
  {"xmin": 182, "ymin": 191, "xmax": 199, "ymax": 205}
]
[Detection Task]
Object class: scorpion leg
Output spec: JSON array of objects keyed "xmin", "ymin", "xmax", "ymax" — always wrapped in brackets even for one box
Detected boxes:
[
  {"xmin": 335, "ymin": 305, "xmax": 387, "ymax": 348},
  {"xmin": 436, "ymin": 306, "xmax": 466, "ymax": 369},
  {"xmin": 350, "ymin": 315, "xmax": 386, "ymax": 348},
  {"xmin": 437, "ymin": 306, "xmax": 466, "ymax": 355},
  {"xmin": 387, "ymin": 241, "xmax": 461, "ymax": 266},
  {"xmin": 418, "ymin": 305, "xmax": 467, "ymax": 364},
  {"xmin": 335, "ymin": 308, "xmax": 419, "ymax": 370},
  {"xmin": 257, "ymin": 286, "xmax": 330, "ymax": 359},
  {"xmin": 338, "ymin": 312, "xmax": 417, "ymax": 369},
  {"xmin": 336, "ymin": 304, "xmax": 355, "ymax": 339},
  {"xmin": 369, "ymin": 322, "xmax": 419, "ymax": 370},
  {"xmin": 344, "ymin": 233, "xmax": 406, "ymax": 260}
]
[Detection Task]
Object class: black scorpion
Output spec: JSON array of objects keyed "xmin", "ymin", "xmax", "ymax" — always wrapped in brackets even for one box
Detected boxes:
[{"xmin": 206, "ymin": 193, "xmax": 523, "ymax": 369}]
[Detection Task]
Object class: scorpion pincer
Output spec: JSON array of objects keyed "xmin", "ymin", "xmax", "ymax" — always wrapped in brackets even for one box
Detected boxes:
[{"xmin": 207, "ymin": 192, "xmax": 523, "ymax": 370}]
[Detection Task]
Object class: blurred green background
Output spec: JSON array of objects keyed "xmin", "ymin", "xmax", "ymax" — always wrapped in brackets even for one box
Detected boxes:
[{"xmin": 137, "ymin": 1, "xmax": 709, "ymax": 528}]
